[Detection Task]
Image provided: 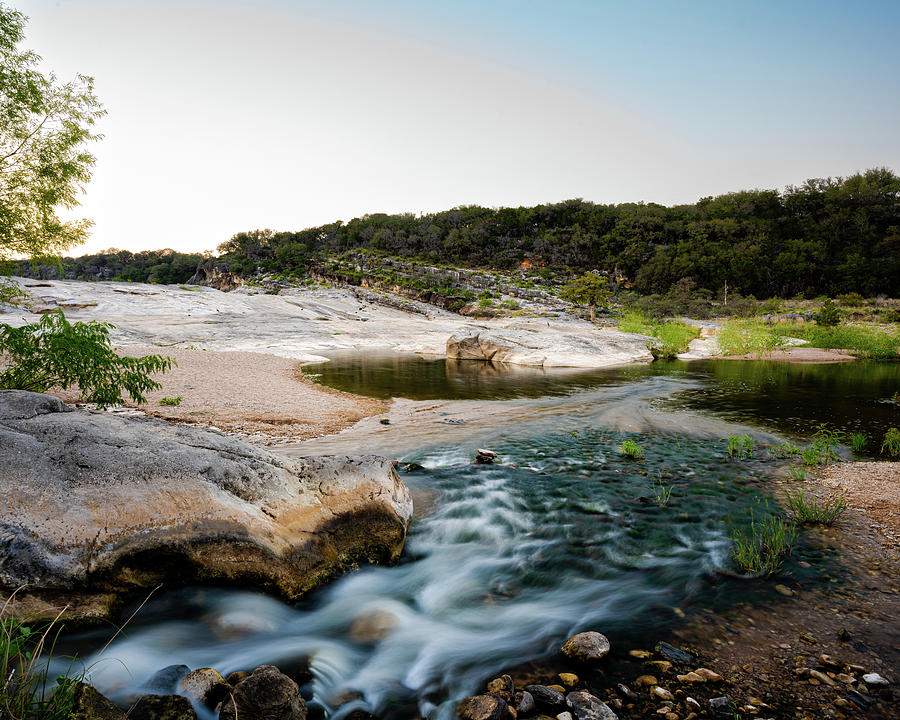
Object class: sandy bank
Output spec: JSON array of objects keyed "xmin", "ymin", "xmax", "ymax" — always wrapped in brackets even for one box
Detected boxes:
[
  {"xmin": 53, "ymin": 346, "xmax": 387, "ymax": 445},
  {"xmin": 818, "ymin": 461, "xmax": 900, "ymax": 546}
]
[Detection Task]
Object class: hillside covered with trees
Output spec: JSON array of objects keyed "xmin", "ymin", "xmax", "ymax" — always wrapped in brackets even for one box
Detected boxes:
[{"xmin": 13, "ymin": 168, "xmax": 899, "ymax": 299}]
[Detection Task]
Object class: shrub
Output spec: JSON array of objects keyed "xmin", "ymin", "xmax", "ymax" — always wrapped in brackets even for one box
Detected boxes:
[
  {"xmin": 814, "ymin": 299, "xmax": 841, "ymax": 326},
  {"xmin": 0, "ymin": 310, "xmax": 172, "ymax": 407},
  {"xmin": 810, "ymin": 424, "xmax": 843, "ymax": 464},
  {"xmin": 836, "ymin": 292, "xmax": 863, "ymax": 306},
  {"xmin": 619, "ymin": 440, "xmax": 644, "ymax": 459},
  {"xmin": 501, "ymin": 298, "xmax": 520, "ymax": 310},
  {"xmin": 159, "ymin": 396, "xmax": 182, "ymax": 406},
  {"xmin": 725, "ymin": 433, "xmax": 755, "ymax": 459},
  {"xmin": 784, "ymin": 489, "xmax": 847, "ymax": 526},
  {"xmin": 882, "ymin": 428, "xmax": 900, "ymax": 457},
  {"xmin": 729, "ymin": 506, "xmax": 796, "ymax": 576},
  {"xmin": 850, "ymin": 432, "xmax": 867, "ymax": 453}
]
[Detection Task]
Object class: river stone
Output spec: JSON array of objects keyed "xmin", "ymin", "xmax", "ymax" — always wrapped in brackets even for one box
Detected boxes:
[
  {"xmin": 863, "ymin": 673, "xmax": 889, "ymax": 686},
  {"xmin": 129, "ymin": 694, "xmax": 197, "ymax": 720},
  {"xmin": 560, "ymin": 631, "xmax": 610, "ymax": 662},
  {"xmin": 0, "ymin": 391, "xmax": 413, "ymax": 619},
  {"xmin": 446, "ymin": 327, "xmax": 653, "ymax": 368},
  {"xmin": 218, "ymin": 665, "xmax": 306, "ymax": 720},
  {"xmin": 144, "ymin": 665, "xmax": 191, "ymax": 694},
  {"xmin": 566, "ymin": 691, "xmax": 618, "ymax": 720},
  {"xmin": 72, "ymin": 683, "xmax": 127, "ymax": 720},
  {"xmin": 457, "ymin": 694, "xmax": 508, "ymax": 720},
  {"xmin": 525, "ymin": 685, "xmax": 567, "ymax": 709},
  {"xmin": 654, "ymin": 641, "xmax": 694, "ymax": 665},
  {"xmin": 486, "ymin": 674, "xmax": 515, "ymax": 697},
  {"xmin": 709, "ymin": 696, "xmax": 732, "ymax": 715},
  {"xmin": 515, "ymin": 691, "xmax": 535, "ymax": 715},
  {"xmin": 178, "ymin": 668, "xmax": 231, "ymax": 709}
]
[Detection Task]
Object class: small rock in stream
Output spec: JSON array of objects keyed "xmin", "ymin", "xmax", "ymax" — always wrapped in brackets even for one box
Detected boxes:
[
  {"xmin": 525, "ymin": 685, "xmax": 567, "ymax": 709},
  {"xmin": 457, "ymin": 694, "xmax": 508, "ymax": 720},
  {"xmin": 475, "ymin": 448, "xmax": 499, "ymax": 464},
  {"xmin": 218, "ymin": 665, "xmax": 305, "ymax": 720},
  {"xmin": 654, "ymin": 641, "xmax": 695, "ymax": 665},
  {"xmin": 708, "ymin": 696, "xmax": 733, "ymax": 715},
  {"xmin": 515, "ymin": 690, "xmax": 535, "ymax": 715},
  {"xmin": 566, "ymin": 690, "xmax": 618, "ymax": 719},
  {"xmin": 178, "ymin": 668, "xmax": 232, "ymax": 710},
  {"xmin": 144, "ymin": 664, "xmax": 191, "ymax": 695},
  {"xmin": 561, "ymin": 631, "xmax": 611, "ymax": 662},
  {"xmin": 129, "ymin": 694, "xmax": 197, "ymax": 720},
  {"xmin": 863, "ymin": 672, "xmax": 890, "ymax": 686}
]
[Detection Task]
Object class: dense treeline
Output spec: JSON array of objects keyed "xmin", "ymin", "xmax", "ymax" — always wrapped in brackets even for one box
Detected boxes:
[
  {"xmin": 218, "ymin": 168, "xmax": 900, "ymax": 297},
  {"xmin": 12, "ymin": 249, "xmax": 206, "ymax": 284}
]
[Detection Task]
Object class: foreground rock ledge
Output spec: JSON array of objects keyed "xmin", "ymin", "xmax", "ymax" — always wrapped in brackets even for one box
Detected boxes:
[{"xmin": 0, "ymin": 391, "xmax": 412, "ymax": 619}]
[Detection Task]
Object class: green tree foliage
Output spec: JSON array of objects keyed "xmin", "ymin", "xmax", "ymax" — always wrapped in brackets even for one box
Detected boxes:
[
  {"xmin": 815, "ymin": 298, "xmax": 841, "ymax": 326},
  {"xmin": 205, "ymin": 169, "xmax": 899, "ymax": 298},
  {"xmin": 10, "ymin": 248, "xmax": 206, "ymax": 284},
  {"xmin": 0, "ymin": 4, "xmax": 105, "ymax": 263},
  {"xmin": 559, "ymin": 272, "xmax": 612, "ymax": 321},
  {"xmin": 0, "ymin": 310, "xmax": 172, "ymax": 407}
]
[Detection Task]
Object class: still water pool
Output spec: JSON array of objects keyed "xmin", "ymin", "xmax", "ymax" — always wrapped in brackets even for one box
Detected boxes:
[{"xmin": 66, "ymin": 356, "xmax": 899, "ymax": 719}]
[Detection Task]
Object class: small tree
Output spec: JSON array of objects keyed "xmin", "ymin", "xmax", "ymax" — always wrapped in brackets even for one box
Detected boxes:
[
  {"xmin": 815, "ymin": 298, "xmax": 841, "ymax": 326},
  {"xmin": 0, "ymin": 310, "xmax": 172, "ymax": 407},
  {"xmin": 560, "ymin": 273, "xmax": 613, "ymax": 321}
]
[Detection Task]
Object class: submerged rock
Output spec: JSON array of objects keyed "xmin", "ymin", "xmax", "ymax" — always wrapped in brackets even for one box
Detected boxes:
[
  {"xmin": 446, "ymin": 327, "xmax": 653, "ymax": 368},
  {"xmin": 476, "ymin": 448, "xmax": 499, "ymax": 464},
  {"xmin": 0, "ymin": 391, "xmax": 413, "ymax": 619},
  {"xmin": 178, "ymin": 668, "xmax": 231, "ymax": 710}
]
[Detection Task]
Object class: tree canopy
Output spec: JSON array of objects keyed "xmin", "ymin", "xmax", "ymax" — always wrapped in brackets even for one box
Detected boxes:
[
  {"xmin": 559, "ymin": 273, "xmax": 613, "ymax": 321},
  {"xmin": 0, "ymin": 3, "xmax": 104, "ymax": 264}
]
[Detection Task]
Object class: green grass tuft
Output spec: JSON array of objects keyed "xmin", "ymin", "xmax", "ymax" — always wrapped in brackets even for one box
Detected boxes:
[
  {"xmin": 882, "ymin": 428, "xmax": 900, "ymax": 457},
  {"xmin": 725, "ymin": 433, "xmax": 755, "ymax": 459},
  {"xmin": 158, "ymin": 395, "xmax": 182, "ymax": 406},
  {"xmin": 729, "ymin": 506, "xmax": 796, "ymax": 577},
  {"xmin": 784, "ymin": 489, "xmax": 847, "ymax": 525},
  {"xmin": 619, "ymin": 439, "xmax": 645, "ymax": 459},
  {"xmin": 849, "ymin": 432, "xmax": 867, "ymax": 453}
]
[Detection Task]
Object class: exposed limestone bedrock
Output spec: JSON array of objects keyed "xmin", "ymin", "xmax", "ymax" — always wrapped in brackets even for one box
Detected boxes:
[{"xmin": 0, "ymin": 390, "xmax": 412, "ymax": 619}]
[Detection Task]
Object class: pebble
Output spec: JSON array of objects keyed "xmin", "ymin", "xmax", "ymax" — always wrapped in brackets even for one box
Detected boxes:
[
  {"xmin": 457, "ymin": 695, "xmax": 508, "ymax": 720},
  {"xmin": 525, "ymin": 685, "xmax": 567, "ymax": 709},
  {"xmin": 647, "ymin": 660, "xmax": 672, "ymax": 674},
  {"xmin": 818, "ymin": 653, "xmax": 841, "ymax": 668},
  {"xmin": 615, "ymin": 684, "xmax": 637, "ymax": 700},
  {"xmin": 708, "ymin": 696, "xmax": 732, "ymax": 715},
  {"xmin": 685, "ymin": 697, "xmax": 701, "ymax": 711},
  {"xmin": 774, "ymin": 584, "xmax": 794, "ymax": 597},
  {"xmin": 475, "ymin": 449, "xmax": 498, "ymax": 464},
  {"xmin": 515, "ymin": 691, "xmax": 536, "ymax": 715},
  {"xmin": 558, "ymin": 673, "xmax": 579, "ymax": 688},
  {"xmin": 629, "ymin": 649, "xmax": 652, "ymax": 660},
  {"xmin": 561, "ymin": 632, "xmax": 611, "ymax": 663},
  {"xmin": 486, "ymin": 675, "xmax": 514, "ymax": 696},
  {"xmin": 676, "ymin": 672, "xmax": 704, "ymax": 683},
  {"xmin": 635, "ymin": 675, "xmax": 658, "ymax": 688},
  {"xmin": 652, "ymin": 686, "xmax": 675, "ymax": 701},
  {"xmin": 694, "ymin": 668, "xmax": 723, "ymax": 682},
  {"xmin": 556, "ymin": 714, "xmax": 573, "ymax": 720},
  {"xmin": 862, "ymin": 673, "xmax": 889, "ymax": 686},
  {"xmin": 654, "ymin": 641, "xmax": 694, "ymax": 665},
  {"xmin": 809, "ymin": 670, "xmax": 835, "ymax": 686}
]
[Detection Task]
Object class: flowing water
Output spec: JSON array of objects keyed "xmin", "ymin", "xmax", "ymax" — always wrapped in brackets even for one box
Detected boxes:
[{"xmin": 62, "ymin": 356, "xmax": 899, "ymax": 719}]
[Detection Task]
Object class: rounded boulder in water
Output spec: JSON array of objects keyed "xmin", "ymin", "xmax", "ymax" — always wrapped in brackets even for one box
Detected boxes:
[
  {"xmin": 560, "ymin": 631, "xmax": 611, "ymax": 663},
  {"xmin": 218, "ymin": 665, "xmax": 305, "ymax": 720}
]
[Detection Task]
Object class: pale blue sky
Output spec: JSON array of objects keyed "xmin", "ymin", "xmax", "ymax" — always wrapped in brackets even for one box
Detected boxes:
[{"xmin": 15, "ymin": 0, "xmax": 900, "ymax": 254}]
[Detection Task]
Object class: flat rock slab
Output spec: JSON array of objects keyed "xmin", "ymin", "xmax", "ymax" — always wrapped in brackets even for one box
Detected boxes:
[
  {"xmin": 0, "ymin": 391, "xmax": 412, "ymax": 619},
  {"xmin": 446, "ymin": 326, "xmax": 652, "ymax": 368}
]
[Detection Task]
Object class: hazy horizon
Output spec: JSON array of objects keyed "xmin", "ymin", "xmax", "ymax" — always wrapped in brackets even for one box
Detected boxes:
[{"xmin": 16, "ymin": 0, "xmax": 900, "ymax": 257}]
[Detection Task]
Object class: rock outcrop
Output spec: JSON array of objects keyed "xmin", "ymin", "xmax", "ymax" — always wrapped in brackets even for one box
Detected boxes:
[
  {"xmin": 446, "ymin": 326, "xmax": 653, "ymax": 368},
  {"xmin": 188, "ymin": 258, "xmax": 244, "ymax": 291},
  {"xmin": 0, "ymin": 391, "xmax": 412, "ymax": 619}
]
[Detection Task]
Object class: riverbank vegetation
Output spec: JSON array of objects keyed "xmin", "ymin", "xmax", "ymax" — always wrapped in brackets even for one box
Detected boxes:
[{"xmin": 618, "ymin": 311, "xmax": 700, "ymax": 359}]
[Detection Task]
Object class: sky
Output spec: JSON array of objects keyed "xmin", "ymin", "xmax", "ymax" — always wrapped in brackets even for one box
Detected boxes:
[{"xmin": 13, "ymin": 0, "xmax": 900, "ymax": 256}]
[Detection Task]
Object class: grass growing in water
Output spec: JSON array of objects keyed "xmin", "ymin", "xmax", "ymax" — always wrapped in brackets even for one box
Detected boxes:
[
  {"xmin": 729, "ymin": 505, "xmax": 796, "ymax": 577},
  {"xmin": 850, "ymin": 432, "xmax": 867, "ymax": 453},
  {"xmin": 619, "ymin": 440, "xmax": 644, "ymax": 459},
  {"xmin": 784, "ymin": 489, "xmax": 847, "ymax": 526},
  {"xmin": 767, "ymin": 441, "xmax": 800, "ymax": 459},
  {"xmin": 882, "ymin": 428, "xmax": 900, "ymax": 457},
  {"xmin": 725, "ymin": 433, "xmax": 755, "ymax": 459}
]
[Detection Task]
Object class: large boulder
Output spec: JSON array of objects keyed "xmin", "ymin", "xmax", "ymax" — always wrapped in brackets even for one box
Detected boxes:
[
  {"xmin": 0, "ymin": 391, "xmax": 412, "ymax": 619},
  {"xmin": 446, "ymin": 326, "xmax": 652, "ymax": 368}
]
